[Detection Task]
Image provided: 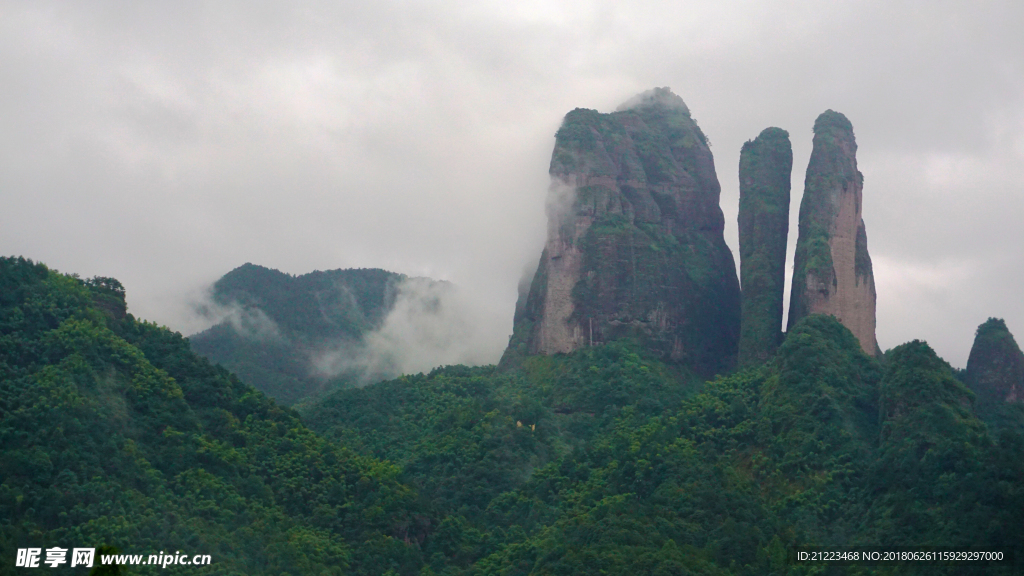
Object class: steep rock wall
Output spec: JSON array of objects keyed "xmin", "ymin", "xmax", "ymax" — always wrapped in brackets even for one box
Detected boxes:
[
  {"xmin": 787, "ymin": 110, "xmax": 878, "ymax": 355},
  {"xmin": 737, "ymin": 127, "xmax": 792, "ymax": 366},
  {"xmin": 504, "ymin": 88, "xmax": 740, "ymax": 377}
]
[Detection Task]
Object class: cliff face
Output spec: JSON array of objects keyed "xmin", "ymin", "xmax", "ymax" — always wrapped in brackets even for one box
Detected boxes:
[
  {"xmin": 787, "ymin": 111, "xmax": 878, "ymax": 354},
  {"xmin": 505, "ymin": 88, "xmax": 740, "ymax": 377},
  {"xmin": 737, "ymin": 128, "xmax": 792, "ymax": 366},
  {"xmin": 965, "ymin": 318, "xmax": 1024, "ymax": 404}
]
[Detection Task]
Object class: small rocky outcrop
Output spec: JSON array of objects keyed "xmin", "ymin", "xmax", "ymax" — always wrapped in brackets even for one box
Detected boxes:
[
  {"xmin": 965, "ymin": 318, "xmax": 1024, "ymax": 404},
  {"xmin": 737, "ymin": 128, "xmax": 792, "ymax": 366},
  {"xmin": 787, "ymin": 110, "xmax": 878, "ymax": 355},
  {"xmin": 504, "ymin": 88, "xmax": 740, "ymax": 377}
]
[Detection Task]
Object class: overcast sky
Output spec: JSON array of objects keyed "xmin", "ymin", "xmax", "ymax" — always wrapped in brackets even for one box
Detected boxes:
[{"xmin": 2, "ymin": 1, "xmax": 1022, "ymax": 368}]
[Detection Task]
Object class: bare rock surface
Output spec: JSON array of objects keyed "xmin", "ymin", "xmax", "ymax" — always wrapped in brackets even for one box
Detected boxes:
[{"xmin": 787, "ymin": 111, "xmax": 878, "ymax": 355}]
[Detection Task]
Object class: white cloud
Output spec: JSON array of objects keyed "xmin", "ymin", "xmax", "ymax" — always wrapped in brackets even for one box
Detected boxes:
[{"xmin": 311, "ymin": 276, "xmax": 508, "ymax": 383}]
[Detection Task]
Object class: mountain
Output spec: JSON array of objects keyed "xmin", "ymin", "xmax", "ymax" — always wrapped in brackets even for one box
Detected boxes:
[
  {"xmin": 504, "ymin": 87, "xmax": 741, "ymax": 378},
  {"xmin": 787, "ymin": 110, "xmax": 879, "ymax": 355},
  {"xmin": 737, "ymin": 127, "xmax": 792, "ymax": 366},
  {"xmin": 189, "ymin": 263, "xmax": 448, "ymax": 405},
  {"xmin": 0, "ymin": 256, "xmax": 431, "ymax": 575}
]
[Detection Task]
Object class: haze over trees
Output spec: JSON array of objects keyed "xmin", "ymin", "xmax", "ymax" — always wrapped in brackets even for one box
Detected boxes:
[{"xmin": 189, "ymin": 263, "xmax": 452, "ymax": 406}]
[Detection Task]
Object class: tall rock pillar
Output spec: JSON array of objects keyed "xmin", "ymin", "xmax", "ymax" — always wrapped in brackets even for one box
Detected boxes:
[
  {"xmin": 503, "ymin": 88, "xmax": 740, "ymax": 377},
  {"xmin": 787, "ymin": 110, "xmax": 878, "ymax": 354},
  {"xmin": 737, "ymin": 128, "xmax": 792, "ymax": 366}
]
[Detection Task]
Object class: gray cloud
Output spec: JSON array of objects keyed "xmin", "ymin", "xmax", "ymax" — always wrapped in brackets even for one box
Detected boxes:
[{"xmin": 2, "ymin": 1, "xmax": 1023, "ymax": 367}]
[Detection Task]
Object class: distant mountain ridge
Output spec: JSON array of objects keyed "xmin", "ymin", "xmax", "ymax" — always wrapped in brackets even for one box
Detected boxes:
[
  {"xmin": 189, "ymin": 263, "xmax": 447, "ymax": 404},
  {"xmin": 207, "ymin": 263, "xmax": 400, "ymax": 339}
]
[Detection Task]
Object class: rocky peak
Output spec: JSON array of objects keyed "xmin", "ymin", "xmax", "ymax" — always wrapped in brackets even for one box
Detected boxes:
[
  {"xmin": 503, "ymin": 89, "xmax": 740, "ymax": 377},
  {"xmin": 787, "ymin": 110, "xmax": 878, "ymax": 355},
  {"xmin": 737, "ymin": 127, "xmax": 792, "ymax": 366}
]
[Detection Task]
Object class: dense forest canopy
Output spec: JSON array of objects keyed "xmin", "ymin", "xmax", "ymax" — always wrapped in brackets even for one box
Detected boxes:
[
  {"xmin": 2, "ymin": 256, "xmax": 1021, "ymax": 574},
  {"xmin": 0, "ymin": 257, "xmax": 425, "ymax": 574}
]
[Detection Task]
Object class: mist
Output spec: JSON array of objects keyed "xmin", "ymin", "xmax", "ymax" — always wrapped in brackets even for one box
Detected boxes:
[
  {"xmin": 311, "ymin": 276, "xmax": 510, "ymax": 384},
  {"xmin": 192, "ymin": 293, "xmax": 284, "ymax": 342}
]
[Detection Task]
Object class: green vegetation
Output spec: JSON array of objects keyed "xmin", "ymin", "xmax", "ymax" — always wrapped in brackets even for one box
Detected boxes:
[
  {"xmin": 306, "ymin": 347, "xmax": 688, "ymax": 514},
  {"xmin": 868, "ymin": 340, "xmax": 1021, "ymax": 566},
  {"xmin": 854, "ymin": 222, "xmax": 873, "ymax": 279},
  {"xmin": 0, "ymin": 257, "xmax": 425, "ymax": 575},
  {"xmin": 309, "ymin": 314, "xmax": 1023, "ymax": 574},
  {"xmin": 549, "ymin": 93, "xmax": 713, "ymax": 188},
  {"xmin": 550, "ymin": 109, "xmax": 618, "ymax": 176},
  {"xmin": 210, "ymin": 264, "xmax": 398, "ymax": 338},
  {"xmin": 553, "ymin": 109, "xmax": 603, "ymax": 153},
  {"xmin": 4, "ymin": 257, "xmax": 1023, "ymax": 574},
  {"xmin": 189, "ymin": 263, "xmax": 418, "ymax": 405},
  {"xmin": 737, "ymin": 127, "xmax": 792, "ymax": 366},
  {"xmin": 965, "ymin": 318, "xmax": 1024, "ymax": 435}
]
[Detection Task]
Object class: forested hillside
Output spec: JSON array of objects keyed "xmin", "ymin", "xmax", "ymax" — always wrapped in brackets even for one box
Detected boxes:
[
  {"xmin": 189, "ymin": 264, "xmax": 419, "ymax": 405},
  {"xmin": 302, "ymin": 316, "xmax": 1023, "ymax": 574},
  {"xmin": 2, "ymin": 257, "xmax": 1022, "ymax": 574},
  {"xmin": 0, "ymin": 257, "xmax": 430, "ymax": 575}
]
